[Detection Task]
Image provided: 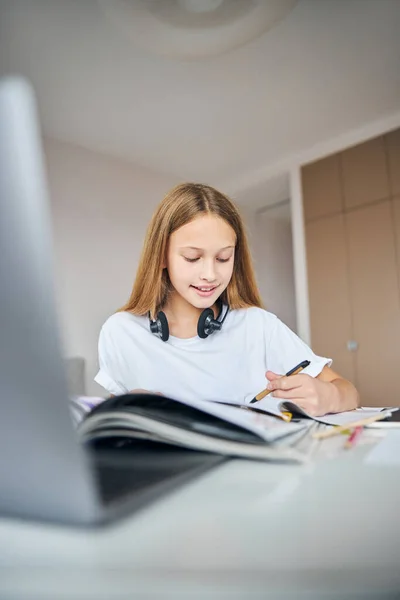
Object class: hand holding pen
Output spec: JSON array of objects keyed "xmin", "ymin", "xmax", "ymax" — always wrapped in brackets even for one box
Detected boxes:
[
  {"xmin": 250, "ymin": 360, "xmax": 310, "ymax": 404},
  {"xmin": 255, "ymin": 359, "xmax": 341, "ymax": 417},
  {"xmin": 249, "ymin": 359, "xmax": 336, "ymax": 417}
]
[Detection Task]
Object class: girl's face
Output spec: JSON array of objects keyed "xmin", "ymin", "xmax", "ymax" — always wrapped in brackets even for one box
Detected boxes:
[{"xmin": 166, "ymin": 214, "xmax": 236, "ymax": 310}]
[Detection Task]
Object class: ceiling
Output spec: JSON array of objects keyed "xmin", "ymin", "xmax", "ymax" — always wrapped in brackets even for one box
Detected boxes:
[{"xmin": 0, "ymin": 0, "xmax": 399, "ymax": 209}]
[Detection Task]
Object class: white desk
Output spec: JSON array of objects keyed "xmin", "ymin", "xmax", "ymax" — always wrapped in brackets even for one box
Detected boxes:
[{"xmin": 1, "ymin": 435, "xmax": 400, "ymax": 599}]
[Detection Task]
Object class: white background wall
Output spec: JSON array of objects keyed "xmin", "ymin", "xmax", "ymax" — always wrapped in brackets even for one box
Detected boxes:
[
  {"xmin": 45, "ymin": 138, "xmax": 297, "ymax": 396},
  {"xmin": 248, "ymin": 205, "xmax": 296, "ymax": 332},
  {"xmin": 44, "ymin": 138, "xmax": 177, "ymax": 396}
]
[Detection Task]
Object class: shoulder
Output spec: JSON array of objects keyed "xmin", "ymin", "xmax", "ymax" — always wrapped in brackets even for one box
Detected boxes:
[
  {"xmin": 229, "ymin": 306, "xmax": 278, "ymax": 329},
  {"xmin": 226, "ymin": 307, "xmax": 279, "ymax": 342},
  {"xmin": 99, "ymin": 311, "xmax": 149, "ymax": 339}
]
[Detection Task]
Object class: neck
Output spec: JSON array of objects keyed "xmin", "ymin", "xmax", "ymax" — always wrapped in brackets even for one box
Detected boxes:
[{"xmin": 163, "ymin": 292, "xmax": 218, "ymax": 339}]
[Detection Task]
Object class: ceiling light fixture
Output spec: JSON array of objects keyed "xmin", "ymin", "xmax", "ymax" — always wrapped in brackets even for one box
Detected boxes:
[{"xmin": 98, "ymin": 0, "xmax": 298, "ymax": 60}]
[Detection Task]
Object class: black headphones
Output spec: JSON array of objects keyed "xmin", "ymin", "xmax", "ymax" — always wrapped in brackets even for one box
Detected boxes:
[{"xmin": 149, "ymin": 302, "xmax": 229, "ymax": 342}]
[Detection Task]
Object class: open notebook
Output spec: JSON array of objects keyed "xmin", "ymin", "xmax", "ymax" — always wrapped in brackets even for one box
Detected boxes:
[
  {"xmin": 218, "ymin": 396, "xmax": 391, "ymax": 426},
  {"xmin": 71, "ymin": 393, "xmax": 311, "ymax": 464}
]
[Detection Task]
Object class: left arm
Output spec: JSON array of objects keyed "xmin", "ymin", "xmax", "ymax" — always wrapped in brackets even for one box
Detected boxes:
[{"xmin": 266, "ymin": 366, "xmax": 360, "ymax": 416}]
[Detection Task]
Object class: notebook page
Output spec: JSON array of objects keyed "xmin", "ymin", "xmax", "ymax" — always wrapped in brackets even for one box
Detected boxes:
[
  {"xmin": 249, "ymin": 396, "xmax": 283, "ymax": 418},
  {"xmin": 217, "ymin": 397, "xmax": 286, "ymax": 418},
  {"xmin": 151, "ymin": 395, "xmax": 308, "ymax": 443},
  {"xmin": 308, "ymin": 409, "xmax": 389, "ymax": 426},
  {"xmin": 247, "ymin": 397, "xmax": 390, "ymax": 426}
]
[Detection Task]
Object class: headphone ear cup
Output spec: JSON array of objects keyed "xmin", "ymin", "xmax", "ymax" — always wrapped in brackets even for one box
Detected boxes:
[
  {"xmin": 197, "ymin": 308, "xmax": 214, "ymax": 339},
  {"xmin": 157, "ymin": 311, "xmax": 169, "ymax": 342},
  {"xmin": 150, "ymin": 311, "xmax": 169, "ymax": 341}
]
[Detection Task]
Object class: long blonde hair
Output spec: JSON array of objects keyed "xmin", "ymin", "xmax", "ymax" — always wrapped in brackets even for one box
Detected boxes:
[{"xmin": 119, "ymin": 183, "xmax": 263, "ymax": 317}]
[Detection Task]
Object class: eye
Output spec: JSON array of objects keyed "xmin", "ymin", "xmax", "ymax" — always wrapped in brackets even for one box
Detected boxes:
[
  {"xmin": 183, "ymin": 257, "xmax": 199, "ymax": 263},
  {"xmin": 216, "ymin": 257, "xmax": 231, "ymax": 263}
]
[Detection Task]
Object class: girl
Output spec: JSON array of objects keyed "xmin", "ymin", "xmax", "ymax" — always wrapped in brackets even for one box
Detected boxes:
[{"xmin": 95, "ymin": 183, "xmax": 359, "ymax": 416}]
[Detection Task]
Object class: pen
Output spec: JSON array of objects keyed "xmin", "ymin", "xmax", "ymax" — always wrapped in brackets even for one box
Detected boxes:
[{"xmin": 249, "ymin": 360, "xmax": 311, "ymax": 404}]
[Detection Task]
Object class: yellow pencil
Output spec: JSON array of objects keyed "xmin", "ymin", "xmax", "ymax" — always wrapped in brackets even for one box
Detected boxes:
[{"xmin": 313, "ymin": 411, "xmax": 390, "ymax": 440}]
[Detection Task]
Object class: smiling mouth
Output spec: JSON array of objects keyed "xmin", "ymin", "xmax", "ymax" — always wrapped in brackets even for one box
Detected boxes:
[{"xmin": 191, "ymin": 285, "xmax": 219, "ymax": 292}]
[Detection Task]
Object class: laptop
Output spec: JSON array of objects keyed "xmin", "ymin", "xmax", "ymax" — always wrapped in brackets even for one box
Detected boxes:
[{"xmin": 0, "ymin": 76, "xmax": 223, "ymax": 526}]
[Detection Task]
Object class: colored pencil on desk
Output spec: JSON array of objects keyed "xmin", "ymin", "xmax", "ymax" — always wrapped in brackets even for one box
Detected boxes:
[
  {"xmin": 312, "ymin": 411, "xmax": 390, "ymax": 440},
  {"xmin": 344, "ymin": 426, "xmax": 363, "ymax": 449}
]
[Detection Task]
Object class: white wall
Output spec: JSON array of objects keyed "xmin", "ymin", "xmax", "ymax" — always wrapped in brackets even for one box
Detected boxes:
[
  {"xmin": 44, "ymin": 138, "xmax": 177, "ymax": 396},
  {"xmin": 289, "ymin": 166, "xmax": 311, "ymax": 344},
  {"xmin": 247, "ymin": 203, "xmax": 297, "ymax": 332}
]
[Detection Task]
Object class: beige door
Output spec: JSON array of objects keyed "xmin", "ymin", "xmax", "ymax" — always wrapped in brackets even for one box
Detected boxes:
[
  {"xmin": 345, "ymin": 200, "xmax": 400, "ymax": 405},
  {"xmin": 303, "ymin": 129, "xmax": 400, "ymax": 407},
  {"xmin": 306, "ymin": 214, "xmax": 356, "ymax": 384},
  {"xmin": 393, "ymin": 197, "xmax": 400, "ymax": 287},
  {"xmin": 341, "ymin": 137, "xmax": 390, "ymax": 210}
]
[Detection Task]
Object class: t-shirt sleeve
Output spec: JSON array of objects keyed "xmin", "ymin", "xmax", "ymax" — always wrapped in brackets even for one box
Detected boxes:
[
  {"xmin": 266, "ymin": 316, "xmax": 332, "ymax": 378},
  {"xmin": 94, "ymin": 324, "xmax": 128, "ymax": 396}
]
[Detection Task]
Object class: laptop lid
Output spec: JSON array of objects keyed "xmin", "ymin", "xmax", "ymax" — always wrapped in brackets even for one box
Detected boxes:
[{"xmin": 0, "ymin": 77, "xmax": 102, "ymax": 524}]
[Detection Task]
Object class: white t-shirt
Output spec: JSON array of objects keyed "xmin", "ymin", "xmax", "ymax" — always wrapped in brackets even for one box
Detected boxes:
[{"xmin": 94, "ymin": 307, "xmax": 332, "ymax": 404}]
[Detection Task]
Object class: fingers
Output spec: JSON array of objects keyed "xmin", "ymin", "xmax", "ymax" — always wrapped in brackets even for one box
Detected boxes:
[
  {"xmin": 277, "ymin": 398, "xmax": 321, "ymax": 417},
  {"xmin": 266, "ymin": 373, "xmax": 323, "ymax": 415},
  {"xmin": 265, "ymin": 392, "xmax": 320, "ymax": 416},
  {"xmin": 265, "ymin": 370, "xmax": 282, "ymax": 381},
  {"xmin": 278, "ymin": 393, "xmax": 324, "ymax": 417},
  {"xmin": 130, "ymin": 389, "xmax": 163, "ymax": 396},
  {"xmin": 270, "ymin": 388, "xmax": 307, "ymax": 400},
  {"xmin": 265, "ymin": 373, "xmax": 329, "ymax": 416},
  {"xmin": 292, "ymin": 400, "xmax": 321, "ymax": 417},
  {"xmin": 267, "ymin": 373, "xmax": 306, "ymax": 392}
]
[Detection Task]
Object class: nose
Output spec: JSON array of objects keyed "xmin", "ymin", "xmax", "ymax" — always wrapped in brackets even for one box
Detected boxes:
[{"xmin": 200, "ymin": 258, "xmax": 217, "ymax": 282}]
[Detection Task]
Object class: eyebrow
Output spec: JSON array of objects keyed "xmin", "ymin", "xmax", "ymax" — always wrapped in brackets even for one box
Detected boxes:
[{"xmin": 180, "ymin": 246, "xmax": 235, "ymax": 251}]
